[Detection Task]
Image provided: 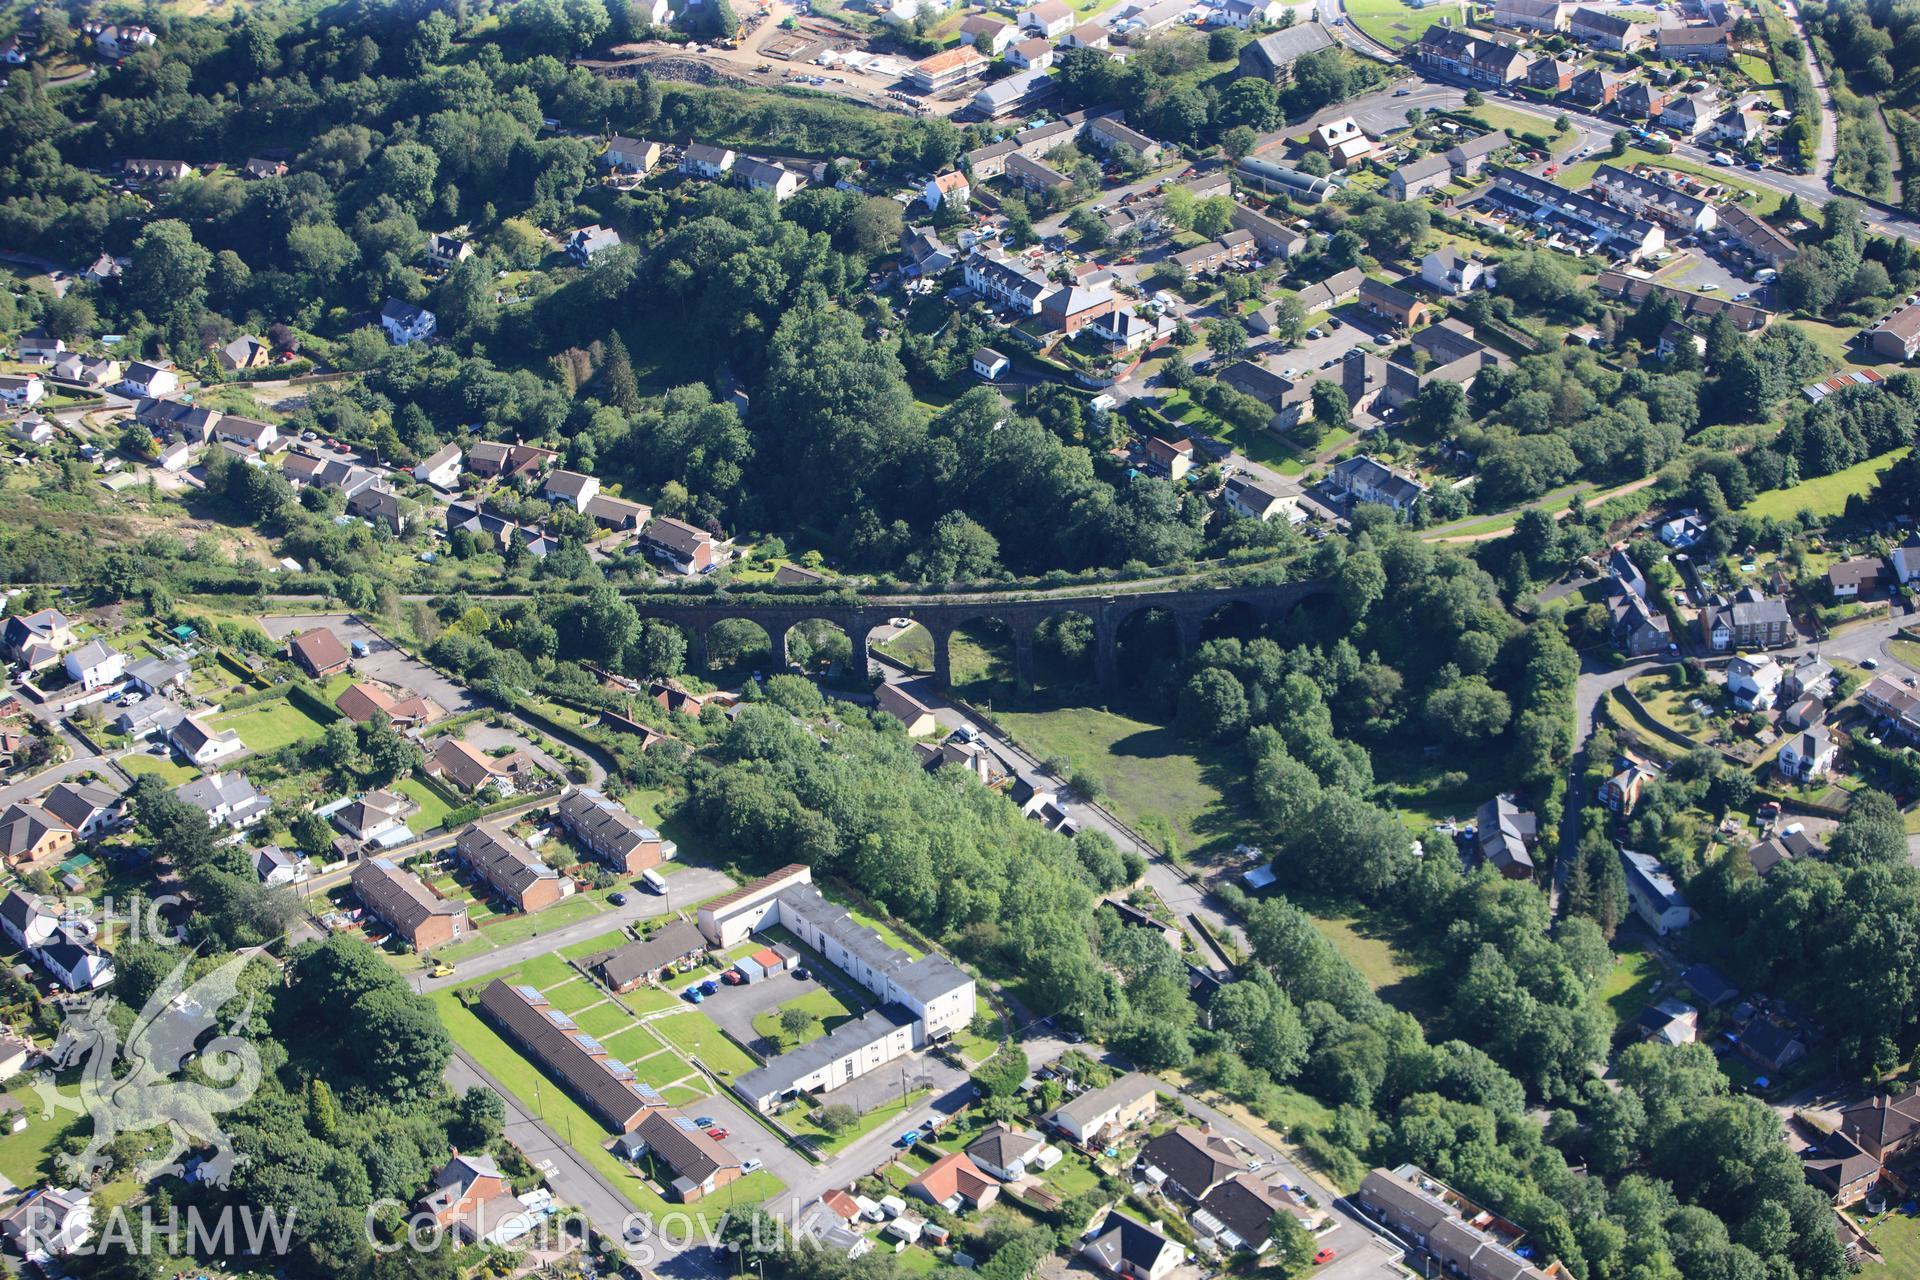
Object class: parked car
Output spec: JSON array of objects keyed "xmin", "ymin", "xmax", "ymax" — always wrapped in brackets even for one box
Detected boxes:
[
  {"xmin": 609, "ymin": 892, "xmax": 627, "ymax": 906},
  {"xmin": 694, "ymin": 1116, "xmax": 716, "ymax": 1127},
  {"xmin": 742, "ymin": 1158, "xmax": 764, "ymax": 1174},
  {"xmin": 700, "ymin": 979, "xmax": 719, "ymax": 996},
  {"xmin": 706, "ymin": 1126, "xmax": 730, "ymax": 1140}
]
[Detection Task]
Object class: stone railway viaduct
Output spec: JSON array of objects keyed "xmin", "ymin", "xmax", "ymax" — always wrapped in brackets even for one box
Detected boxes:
[{"xmin": 624, "ymin": 580, "xmax": 1333, "ymax": 693}]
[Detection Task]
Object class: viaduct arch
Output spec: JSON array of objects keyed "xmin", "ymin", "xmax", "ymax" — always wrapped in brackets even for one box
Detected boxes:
[{"xmin": 626, "ymin": 580, "xmax": 1334, "ymax": 695}]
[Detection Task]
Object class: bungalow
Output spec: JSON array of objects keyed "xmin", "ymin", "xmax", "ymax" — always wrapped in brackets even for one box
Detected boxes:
[
  {"xmin": 125, "ymin": 656, "xmax": 187, "ymax": 694},
  {"xmin": 430, "ymin": 737, "xmax": 537, "ymax": 797},
  {"xmin": 334, "ymin": 680, "xmax": 433, "ymax": 728},
  {"xmin": 1062, "ymin": 21, "xmax": 1109, "ymax": 48},
  {"xmin": 0, "ymin": 1187, "xmax": 93, "ymax": 1262},
  {"xmin": 876, "ymin": 682, "xmax": 939, "ymax": 737},
  {"xmin": 380, "ymin": 298, "xmax": 436, "ymax": 345},
  {"xmin": 169, "ymin": 715, "xmax": 245, "ymax": 768},
  {"xmin": 467, "ymin": 442, "xmax": 559, "ymax": 479},
  {"xmin": 1081, "ymin": 1213, "xmax": 1183, "ymax": 1280},
  {"xmin": 640, "ymin": 516, "xmax": 721, "ymax": 575},
  {"xmin": 965, "ymin": 1125, "xmax": 1050, "ymax": 1180},
  {"xmin": 972, "ymin": 347, "xmax": 1010, "ymax": 381},
  {"xmin": 1046, "ymin": 1073, "xmax": 1160, "ymax": 1145},
  {"xmin": 1746, "ymin": 826, "xmax": 1822, "ymax": 877},
  {"xmin": 253, "ymin": 846, "xmax": 304, "ymax": 887},
  {"xmin": 52, "ymin": 353, "xmax": 120, "ymax": 388},
  {"xmin": 242, "ymin": 156, "xmax": 289, "ymax": 179},
  {"xmin": 1622, "ymin": 848, "xmax": 1691, "ymax": 934},
  {"xmin": 289, "ymin": 627, "xmax": 351, "ymax": 678},
  {"xmin": 0, "ymin": 802, "xmax": 72, "ymax": 867},
  {"xmin": 334, "ymin": 789, "xmax": 413, "ymax": 844},
  {"xmin": 1777, "ymin": 726, "xmax": 1837, "ymax": 782},
  {"xmin": 1137, "ymin": 1126, "xmax": 1240, "ymax": 1202},
  {"xmin": 211, "ymin": 415, "xmax": 278, "ymax": 452},
  {"xmin": 590, "ymin": 919, "xmax": 707, "ymax": 992},
  {"xmin": 627, "ymin": 1109, "xmax": 742, "ymax": 1202},
  {"xmin": 417, "ymin": 1153, "xmax": 528, "ymax": 1246},
  {"xmin": 41, "ymin": 782, "xmax": 119, "ymax": 842},
  {"xmin": 1740, "ymin": 1019, "xmax": 1807, "ymax": 1074},
  {"xmin": 908, "ymin": 1152, "xmax": 1001, "ymax": 1213}
]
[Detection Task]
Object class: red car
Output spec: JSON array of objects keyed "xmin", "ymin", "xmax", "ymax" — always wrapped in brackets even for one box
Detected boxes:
[
  {"xmin": 707, "ymin": 1126, "xmax": 730, "ymax": 1140},
  {"xmin": 721, "ymin": 970, "xmax": 744, "ymax": 985},
  {"xmin": 1542, "ymin": 164, "xmax": 1559, "ymax": 176},
  {"xmin": 1314, "ymin": 1248, "xmax": 1337, "ymax": 1266}
]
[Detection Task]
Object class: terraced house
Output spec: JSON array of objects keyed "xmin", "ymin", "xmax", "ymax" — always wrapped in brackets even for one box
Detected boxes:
[
  {"xmin": 555, "ymin": 788, "xmax": 670, "ymax": 875},
  {"xmin": 453, "ymin": 822, "xmax": 573, "ymax": 913}
]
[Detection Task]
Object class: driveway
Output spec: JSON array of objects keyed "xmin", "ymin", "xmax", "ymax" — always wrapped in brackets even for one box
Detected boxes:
[
  {"xmin": 697, "ymin": 965, "xmax": 852, "ymax": 1056},
  {"xmin": 258, "ymin": 612, "xmax": 480, "ymax": 714}
]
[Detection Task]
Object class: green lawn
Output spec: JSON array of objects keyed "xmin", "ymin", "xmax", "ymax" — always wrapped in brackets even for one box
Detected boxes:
[
  {"xmin": 1741, "ymin": 447, "xmax": 1911, "ymax": 520},
  {"xmin": 788, "ymin": 1087, "xmax": 931, "ymax": 1154},
  {"xmin": 874, "ymin": 623, "xmax": 936, "ymax": 673},
  {"xmin": 563, "ymin": 928, "xmax": 634, "ymax": 963},
  {"xmin": 541, "ymin": 977, "xmax": 607, "ymax": 1015},
  {"xmin": 505, "ymin": 952, "xmax": 575, "ymax": 991},
  {"xmin": 394, "ymin": 777, "xmax": 454, "ymax": 832},
  {"xmin": 994, "ymin": 704, "xmax": 1249, "ymax": 862},
  {"xmin": 1891, "ymin": 638, "xmax": 1920, "ymax": 674},
  {"xmin": 604, "ymin": 1024, "xmax": 665, "ymax": 1061},
  {"xmin": 1864, "ymin": 1207, "xmax": 1920, "ymax": 1271},
  {"xmin": 1345, "ymin": 0, "xmax": 1464, "ymax": 48},
  {"xmin": 117, "ymin": 752, "xmax": 198, "ymax": 785},
  {"xmin": 751, "ymin": 987, "xmax": 862, "ymax": 1053},
  {"xmin": 1601, "ymin": 944, "xmax": 1665, "ymax": 1030},
  {"xmin": 1306, "ymin": 910, "xmax": 1441, "ymax": 1022},
  {"xmin": 432, "ymin": 991, "xmax": 783, "ymax": 1223},
  {"xmin": 651, "ymin": 1013, "xmax": 760, "ymax": 1080},
  {"xmin": 0, "ymin": 1081, "xmax": 84, "ymax": 1187},
  {"xmin": 478, "ymin": 894, "xmax": 606, "ymax": 947},
  {"xmin": 209, "ymin": 699, "xmax": 331, "ymax": 753}
]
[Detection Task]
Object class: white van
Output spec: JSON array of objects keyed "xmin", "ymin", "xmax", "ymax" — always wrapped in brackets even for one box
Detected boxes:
[{"xmin": 642, "ymin": 869, "xmax": 668, "ymax": 894}]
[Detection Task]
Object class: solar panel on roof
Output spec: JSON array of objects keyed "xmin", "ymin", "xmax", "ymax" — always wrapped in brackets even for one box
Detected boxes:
[
  {"xmin": 516, "ymin": 984, "xmax": 543, "ymax": 999},
  {"xmin": 606, "ymin": 1060, "xmax": 635, "ymax": 1080},
  {"xmin": 547, "ymin": 1011, "xmax": 577, "ymax": 1030},
  {"xmin": 672, "ymin": 1115, "xmax": 698, "ymax": 1131},
  {"xmin": 576, "ymin": 1033, "xmax": 603, "ymax": 1052}
]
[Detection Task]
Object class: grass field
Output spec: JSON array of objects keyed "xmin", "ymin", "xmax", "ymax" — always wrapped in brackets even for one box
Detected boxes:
[
  {"xmin": 479, "ymin": 894, "xmax": 606, "ymax": 947},
  {"xmin": 993, "ymin": 704, "xmax": 1249, "ymax": 861},
  {"xmin": 0, "ymin": 1081, "xmax": 83, "ymax": 1188},
  {"xmin": 210, "ymin": 698, "xmax": 331, "ymax": 753},
  {"xmin": 1345, "ymin": 0, "xmax": 1464, "ymax": 48},
  {"xmin": 1865, "ymin": 1207, "xmax": 1920, "ymax": 1272},
  {"xmin": 394, "ymin": 777, "xmax": 454, "ymax": 832},
  {"xmin": 1740, "ymin": 447, "xmax": 1910, "ymax": 520},
  {"xmin": 751, "ymin": 987, "xmax": 862, "ymax": 1052},
  {"xmin": 118, "ymin": 752, "xmax": 198, "ymax": 785},
  {"xmin": 1601, "ymin": 944, "xmax": 1665, "ymax": 1029},
  {"xmin": 1891, "ymin": 639, "xmax": 1920, "ymax": 673},
  {"xmin": 651, "ymin": 1013, "xmax": 760, "ymax": 1080}
]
